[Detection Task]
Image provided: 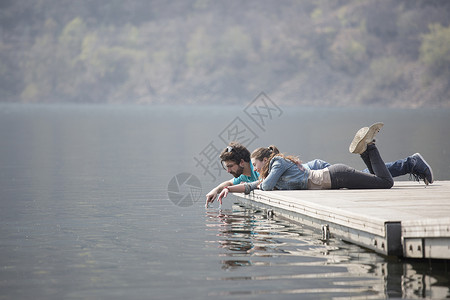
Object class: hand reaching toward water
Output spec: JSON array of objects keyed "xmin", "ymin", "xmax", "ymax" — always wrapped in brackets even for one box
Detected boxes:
[
  {"xmin": 205, "ymin": 190, "xmax": 218, "ymax": 208},
  {"xmin": 205, "ymin": 181, "xmax": 234, "ymax": 208},
  {"xmin": 217, "ymin": 187, "xmax": 229, "ymax": 205}
]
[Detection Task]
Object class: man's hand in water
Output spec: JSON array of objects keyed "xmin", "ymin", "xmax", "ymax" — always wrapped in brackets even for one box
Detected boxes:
[
  {"xmin": 205, "ymin": 189, "xmax": 218, "ymax": 208},
  {"xmin": 205, "ymin": 182, "xmax": 233, "ymax": 208}
]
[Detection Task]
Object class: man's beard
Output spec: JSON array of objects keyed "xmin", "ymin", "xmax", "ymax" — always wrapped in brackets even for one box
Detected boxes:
[{"xmin": 230, "ymin": 165, "xmax": 244, "ymax": 178}]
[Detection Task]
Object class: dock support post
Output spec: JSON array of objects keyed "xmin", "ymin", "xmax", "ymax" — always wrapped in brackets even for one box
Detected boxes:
[
  {"xmin": 321, "ymin": 224, "xmax": 330, "ymax": 241},
  {"xmin": 385, "ymin": 222, "xmax": 402, "ymax": 256}
]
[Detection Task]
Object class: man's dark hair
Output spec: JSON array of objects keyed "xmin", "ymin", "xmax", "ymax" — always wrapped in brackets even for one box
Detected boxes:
[{"xmin": 219, "ymin": 142, "xmax": 250, "ymax": 164}]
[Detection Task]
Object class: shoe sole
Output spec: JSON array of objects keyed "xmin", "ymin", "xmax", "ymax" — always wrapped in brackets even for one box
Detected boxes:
[
  {"xmin": 414, "ymin": 152, "xmax": 434, "ymax": 185},
  {"xmin": 349, "ymin": 122, "xmax": 384, "ymax": 154}
]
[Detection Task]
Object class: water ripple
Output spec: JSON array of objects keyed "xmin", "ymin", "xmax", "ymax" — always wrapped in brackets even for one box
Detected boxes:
[{"xmin": 204, "ymin": 202, "xmax": 449, "ymax": 299}]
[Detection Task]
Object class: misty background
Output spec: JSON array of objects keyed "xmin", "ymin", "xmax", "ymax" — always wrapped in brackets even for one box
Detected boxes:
[
  {"xmin": 0, "ymin": 0, "xmax": 449, "ymax": 107},
  {"xmin": 1, "ymin": 2, "xmax": 450, "ymax": 298}
]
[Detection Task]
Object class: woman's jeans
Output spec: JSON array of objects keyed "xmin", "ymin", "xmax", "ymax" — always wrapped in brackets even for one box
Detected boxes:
[{"xmin": 328, "ymin": 144, "xmax": 394, "ymax": 189}]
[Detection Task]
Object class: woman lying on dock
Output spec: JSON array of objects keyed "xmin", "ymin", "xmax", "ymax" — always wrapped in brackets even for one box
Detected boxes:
[
  {"xmin": 216, "ymin": 122, "xmax": 433, "ymax": 204},
  {"xmin": 205, "ymin": 140, "xmax": 433, "ymax": 207}
]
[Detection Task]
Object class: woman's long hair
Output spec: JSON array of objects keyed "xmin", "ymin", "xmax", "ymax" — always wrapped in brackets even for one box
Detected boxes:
[{"xmin": 251, "ymin": 145, "xmax": 302, "ymax": 179}]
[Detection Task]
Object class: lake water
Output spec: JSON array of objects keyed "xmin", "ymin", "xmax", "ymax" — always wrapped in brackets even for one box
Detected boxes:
[{"xmin": 1, "ymin": 103, "xmax": 449, "ymax": 299}]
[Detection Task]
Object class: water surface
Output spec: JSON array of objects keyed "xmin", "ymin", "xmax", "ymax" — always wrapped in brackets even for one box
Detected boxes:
[{"xmin": 0, "ymin": 103, "xmax": 449, "ymax": 299}]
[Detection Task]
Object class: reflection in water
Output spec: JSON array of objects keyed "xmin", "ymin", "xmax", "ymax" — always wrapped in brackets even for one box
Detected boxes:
[{"xmin": 205, "ymin": 203, "xmax": 450, "ymax": 299}]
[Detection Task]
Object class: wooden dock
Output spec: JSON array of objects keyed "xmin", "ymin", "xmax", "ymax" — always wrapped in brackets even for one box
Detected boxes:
[{"xmin": 234, "ymin": 181, "xmax": 450, "ymax": 259}]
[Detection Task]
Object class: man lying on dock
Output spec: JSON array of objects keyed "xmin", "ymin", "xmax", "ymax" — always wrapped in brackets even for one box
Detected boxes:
[{"xmin": 205, "ymin": 123, "xmax": 434, "ymax": 207}]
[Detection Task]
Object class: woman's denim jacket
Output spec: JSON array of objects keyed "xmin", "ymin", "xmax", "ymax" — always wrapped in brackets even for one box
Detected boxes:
[{"xmin": 245, "ymin": 156, "xmax": 311, "ymax": 193}]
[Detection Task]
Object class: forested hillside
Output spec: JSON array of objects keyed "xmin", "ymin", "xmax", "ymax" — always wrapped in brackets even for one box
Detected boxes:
[{"xmin": 1, "ymin": 0, "xmax": 449, "ymax": 107}]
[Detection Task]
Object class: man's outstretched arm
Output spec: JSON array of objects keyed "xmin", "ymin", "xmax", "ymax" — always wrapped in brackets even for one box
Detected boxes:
[{"xmin": 205, "ymin": 180, "xmax": 234, "ymax": 207}]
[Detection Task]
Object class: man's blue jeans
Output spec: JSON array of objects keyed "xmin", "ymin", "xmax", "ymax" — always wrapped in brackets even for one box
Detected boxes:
[
  {"xmin": 304, "ymin": 155, "xmax": 415, "ymax": 178},
  {"xmin": 366, "ymin": 156, "xmax": 413, "ymax": 177}
]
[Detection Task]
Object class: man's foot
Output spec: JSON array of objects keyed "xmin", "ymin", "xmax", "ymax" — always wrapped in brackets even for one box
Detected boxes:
[
  {"xmin": 349, "ymin": 122, "xmax": 384, "ymax": 154},
  {"xmin": 410, "ymin": 153, "xmax": 434, "ymax": 185}
]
